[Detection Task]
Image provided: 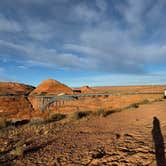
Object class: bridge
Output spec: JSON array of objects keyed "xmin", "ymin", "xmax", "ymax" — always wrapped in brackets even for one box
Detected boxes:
[
  {"xmin": 34, "ymin": 91, "xmax": 163, "ymax": 111},
  {"xmin": 34, "ymin": 93, "xmax": 112, "ymax": 111}
]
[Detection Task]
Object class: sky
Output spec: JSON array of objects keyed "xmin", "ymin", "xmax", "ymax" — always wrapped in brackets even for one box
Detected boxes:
[{"xmin": 0, "ymin": 0, "xmax": 166, "ymax": 87}]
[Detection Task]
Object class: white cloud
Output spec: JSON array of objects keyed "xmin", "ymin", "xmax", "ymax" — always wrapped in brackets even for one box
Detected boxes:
[
  {"xmin": 0, "ymin": 39, "xmax": 91, "ymax": 69},
  {"xmin": 63, "ymin": 0, "xmax": 166, "ymax": 73},
  {"xmin": 24, "ymin": 19, "xmax": 56, "ymax": 41},
  {"xmin": 0, "ymin": 0, "xmax": 166, "ymax": 75},
  {"xmin": 0, "ymin": 15, "xmax": 22, "ymax": 33}
]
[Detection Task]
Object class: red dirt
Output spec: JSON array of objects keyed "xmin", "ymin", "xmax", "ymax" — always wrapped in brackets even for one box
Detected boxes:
[
  {"xmin": 48, "ymin": 94, "xmax": 162, "ymax": 115},
  {"xmin": 0, "ymin": 96, "xmax": 33, "ymax": 120},
  {"xmin": 0, "ymin": 100, "xmax": 166, "ymax": 165}
]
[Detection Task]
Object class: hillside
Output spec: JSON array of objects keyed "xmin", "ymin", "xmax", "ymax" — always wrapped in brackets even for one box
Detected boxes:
[
  {"xmin": 30, "ymin": 79, "xmax": 73, "ymax": 96},
  {"xmin": 0, "ymin": 82, "xmax": 35, "ymax": 95}
]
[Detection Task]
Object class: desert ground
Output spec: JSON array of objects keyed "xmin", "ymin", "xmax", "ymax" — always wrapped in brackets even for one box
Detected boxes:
[{"xmin": 0, "ymin": 80, "xmax": 166, "ymax": 165}]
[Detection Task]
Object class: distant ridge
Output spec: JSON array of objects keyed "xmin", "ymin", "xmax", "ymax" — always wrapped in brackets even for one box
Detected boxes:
[{"xmin": 0, "ymin": 82, "xmax": 35, "ymax": 95}]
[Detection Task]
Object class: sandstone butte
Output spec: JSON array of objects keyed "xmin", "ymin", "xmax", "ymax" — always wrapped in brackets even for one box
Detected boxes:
[
  {"xmin": 30, "ymin": 79, "xmax": 73, "ymax": 96},
  {"xmin": 80, "ymin": 85, "xmax": 93, "ymax": 92},
  {"xmin": 73, "ymin": 85, "xmax": 94, "ymax": 93},
  {"xmin": 29, "ymin": 79, "xmax": 74, "ymax": 112}
]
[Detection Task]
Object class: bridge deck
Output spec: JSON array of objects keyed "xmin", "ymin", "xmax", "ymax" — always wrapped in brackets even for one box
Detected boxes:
[{"xmin": 35, "ymin": 91, "xmax": 163, "ymax": 99}]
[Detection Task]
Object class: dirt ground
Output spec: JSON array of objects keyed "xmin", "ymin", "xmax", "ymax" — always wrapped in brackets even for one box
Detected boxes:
[
  {"xmin": 0, "ymin": 100, "xmax": 166, "ymax": 165},
  {"xmin": 53, "ymin": 94, "xmax": 162, "ymax": 114}
]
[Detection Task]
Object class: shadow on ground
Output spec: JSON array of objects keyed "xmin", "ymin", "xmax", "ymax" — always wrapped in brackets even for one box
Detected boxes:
[{"xmin": 152, "ymin": 116, "xmax": 166, "ymax": 166}]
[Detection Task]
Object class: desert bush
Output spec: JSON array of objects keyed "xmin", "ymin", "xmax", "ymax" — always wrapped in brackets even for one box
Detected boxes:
[
  {"xmin": 11, "ymin": 145, "xmax": 24, "ymax": 157},
  {"xmin": 71, "ymin": 110, "xmax": 92, "ymax": 120},
  {"xmin": 0, "ymin": 118, "xmax": 8, "ymax": 129},
  {"xmin": 103, "ymin": 95, "xmax": 109, "ymax": 98},
  {"xmin": 124, "ymin": 103, "xmax": 139, "ymax": 110},
  {"xmin": 46, "ymin": 113, "xmax": 66, "ymax": 123},
  {"xmin": 153, "ymin": 98, "xmax": 163, "ymax": 102},
  {"xmin": 29, "ymin": 118, "xmax": 45, "ymax": 125},
  {"xmin": 124, "ymin": 99, "xmax": 150, "ymax": 110},
  {"xmin": 0, "ymin": 118, "xmax": 12, "ymax": 129},
  {"xmin": 93, "ymin": 109, "xmax": 105, "ymax": 116},
  {"xmin": 11, "ymin": 119, "xmax": 30, "ymax": 127},
  {"xmin": 140, "ymin": 99, "xmax": 149, "ymax": 105},
  {"xmin": 131, "ymin": 103, "xmax": 139, "ymax": 108},
  {"xmin": 102, "ymin": 109, "xmax": 121, "ymax": 117}
]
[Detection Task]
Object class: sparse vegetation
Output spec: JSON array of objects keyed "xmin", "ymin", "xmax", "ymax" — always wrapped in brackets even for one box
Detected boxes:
[
  {"xmin": 71, "ymin": 110, "xmax": 92, "ymax": 120},
  {"xmin": 92, "ymin": 109, "xmax": 121, "ymax": 117},
  {"xmin": 29, "ymin": 114, "xmax": 66, "ymax": 125},
  {"xmin": 93, "ymin": 109, "xmax": 105, "ymax": 116},
  {"xmin": 29, "ymin": 118, "xmax": 45, "ymax": 125},
  {"xmin": 124, "ymin": 99, "xmax": 150, "ymax": 110},
  {"xmin": 103, "ymin": 95, "xmax": 109, "ymax": 98},
  {"xmin": 10, "ymin": 145, "xmax": 24, "ymax": 157},
  {"xmin": 139, "ymin": 99, "xmax": 149, "ymax": 105},
  {"xmin": 0, "ymin": 118, "xmax": 12, "ymax": 129},
  {"xmin": 102, "ymin": 109, "xmax": 121, "ymax": 117},
  {"xmin": 46, "ymin": 113, "xmax": 66, "ymax": 123}
]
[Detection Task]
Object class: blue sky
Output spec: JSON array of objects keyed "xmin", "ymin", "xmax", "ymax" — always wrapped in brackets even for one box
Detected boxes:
[{"xmin": 0, "ymin": 0, "xmax": 166, "ymax": 87}]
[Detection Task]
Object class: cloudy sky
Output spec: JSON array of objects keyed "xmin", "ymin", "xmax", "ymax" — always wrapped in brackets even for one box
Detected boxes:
[{"xmin": 0, "ymin": 0, "xmax": 166, "ymax": 86}]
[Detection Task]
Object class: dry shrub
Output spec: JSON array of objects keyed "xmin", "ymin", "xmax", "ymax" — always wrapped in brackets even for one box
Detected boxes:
[
  {"xmin": 93, "ymin": 109, "xmax": 121, "ymax": 117},
  {"xmin": 93, "ymin": 109, "xmax": 105, "ymax": 116},
  {"xmin": 29, "ymin": 118, "xmax": 45, "ymax": 125},
  {"xmin": 10, "ymin": 146, "xmax": 24, "ymax": 157},
  {"xmin": 46, "ymin": 113, "xmax": 66, "ymax": 123},
  {"xmin": 103, "ymin": 109, "xmax": 121, "ymax": 117},
  {"xmin": 0, "ymin": 118, "xmax": 12, "ymax": 129},
  {"xmin": 71, "ymin": 110, "xmax": 92, "ymax": 120},
  {"xmin": 139, "ymin": 99, "xmax": 149, "ymax": 105}
]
